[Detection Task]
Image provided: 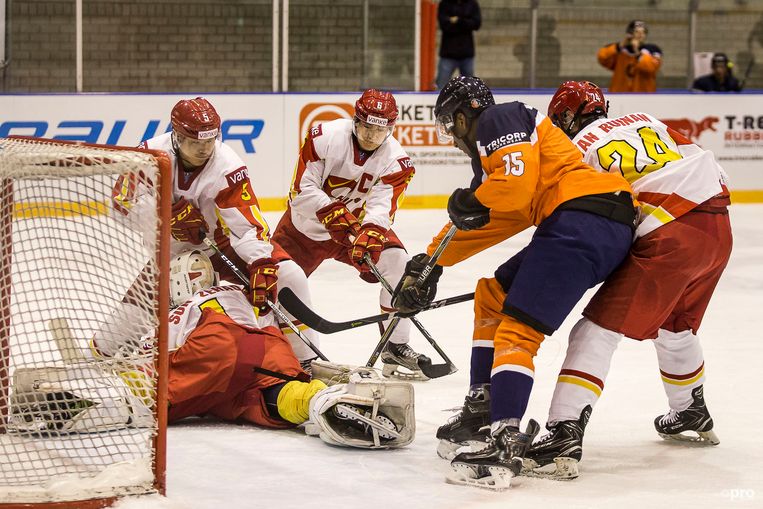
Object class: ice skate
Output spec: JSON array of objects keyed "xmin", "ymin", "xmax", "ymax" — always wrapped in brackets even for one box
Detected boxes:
[
  {"xmin": 654, "ymin": 385, "xmax": 719, "ymax": 445},
  {"xmin": 447, "ymin": 419, "xmax": 540, "ymax": 491},
  {"xmin": 380, "ymin": 342, "xmax": 431, "ymax": 381},
  {"xmin": 522, "ymin": 405, "xmax": 591, "ymax": 480},
  {"xmin": 436, "ymin": 384, "xmax": 491, "ymax": 460},
  {"xmin": 331, "ymin": 402, "xmax": 399, "ymax": 441}
]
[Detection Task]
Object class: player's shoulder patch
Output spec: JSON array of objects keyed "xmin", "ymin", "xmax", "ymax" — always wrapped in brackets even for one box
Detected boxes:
[
  {"xmin": 225, "ymin": 166, "xmax": 249, "ymax": 187},
  {"xmin": 477, "ymin": 102, "xmax": 537, "ymax": 156},
  {"xmin": 397, "ymin": 156, "xmax": 414, "ymax": 172},
  {"xmin": 309, "ymin": 124, "xmax": 323, "ymax": 139}
]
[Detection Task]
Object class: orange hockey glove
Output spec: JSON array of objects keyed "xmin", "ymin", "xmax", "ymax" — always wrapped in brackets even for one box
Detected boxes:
[
  {"xmin": 170, "ymin": 198, "xmax": 208, "ymax": 244},
  {"xmin": 315, "ymin": 202, "xmax": 361, "ymax": 247},
  {"xmin": 349, "ymin": 224, "xmax": 388, "ymax": 272},
  {"xmin": 248, "ymin": 257, "xmax": 279, "ymax": 314}
]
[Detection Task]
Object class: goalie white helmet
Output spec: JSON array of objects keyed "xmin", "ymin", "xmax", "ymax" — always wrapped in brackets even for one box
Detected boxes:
[{"xmin": 170, "ymin": 249, "xmax": 217, "ymax": 307}]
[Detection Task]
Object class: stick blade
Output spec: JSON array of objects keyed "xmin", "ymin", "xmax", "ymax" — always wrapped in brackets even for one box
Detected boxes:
[{"xmin": 419, "ymin": 358, "xmax": 458, "ymax": 379}]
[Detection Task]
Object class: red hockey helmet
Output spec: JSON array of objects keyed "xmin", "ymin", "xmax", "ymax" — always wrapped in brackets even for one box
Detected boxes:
[
  {"xmin": 171, "ymin": 97, "xmax": 221, "ymax": 140},
  {"xmin": 547, "ymin": 81, "xmax": 608, "ymax": 136},
  {"xmin": 354, "ymin": 89, "xmax": 398, "ymax": 127}
]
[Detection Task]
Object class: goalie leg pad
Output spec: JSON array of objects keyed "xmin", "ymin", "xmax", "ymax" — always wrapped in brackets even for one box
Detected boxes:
[
  {"xmin": 305, "ymin": 374, "xmax": 415, "ymax": 449},
  {"xmin": 9, "ymin": 363, "xmax": 152, "ymax": 434}
]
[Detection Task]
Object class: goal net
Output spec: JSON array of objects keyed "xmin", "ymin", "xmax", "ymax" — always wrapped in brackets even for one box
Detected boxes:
[{"xmin": 0, "ymin": 137, "xmax": 171, "ymax": 508}]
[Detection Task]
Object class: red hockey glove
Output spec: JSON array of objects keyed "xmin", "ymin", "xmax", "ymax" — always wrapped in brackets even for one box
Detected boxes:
[
  {"xmin": 315, "ymin": 202, "xmax": 361, "ymax": 247},
  {"xmin": 170, "ymin": 198, "xmax": 208, "ymax": 244},
  {"xmin": 349, "ymin": 224, "xmax": 388, "ymax": 271},
  {"xmin": 248, "ymin": 257, "xmax": 279, "ymax": 314}
]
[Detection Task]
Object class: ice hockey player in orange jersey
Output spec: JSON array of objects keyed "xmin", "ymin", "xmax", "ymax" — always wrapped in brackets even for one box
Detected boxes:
[{"xmin": 394, "ymin": 76, "xmax": 637, "ymax": 490}]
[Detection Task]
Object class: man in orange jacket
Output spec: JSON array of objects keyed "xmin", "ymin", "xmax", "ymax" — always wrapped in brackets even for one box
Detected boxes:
[{"xmin": 598, "ymin": 20, "xmax": 662, "ymax": 92}]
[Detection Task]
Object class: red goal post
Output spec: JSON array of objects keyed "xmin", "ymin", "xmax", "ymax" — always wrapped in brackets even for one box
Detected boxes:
[{"xmin": 0, "ymin": 137, "xmax": 171, "ymax": 508}]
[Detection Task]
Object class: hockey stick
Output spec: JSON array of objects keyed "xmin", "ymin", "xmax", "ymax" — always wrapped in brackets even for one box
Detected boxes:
[
  {"xmin": 278, "ymin": 223, "xmax": 471, "ymax": 334},
  {"xmin": 363, "ymin": 253, "xmax": 457, "ymax": 378},
  {"xmin": 200, "ymin": 236, "xmax": 329, "ymax": 362},
  {"xmin": 409, "ymin": 224, "xmax": 457, "ymax": 291},
  {"xmin": 278, "ymin": 288, "xmax": 473, "ymax": 334},
  {"xmin": 360, "ymin": 227, "xmax": 456, "ymax": 376},
  {"xmin": 48, "ymin": 318, "xmax": 86, "ymax": 365}
]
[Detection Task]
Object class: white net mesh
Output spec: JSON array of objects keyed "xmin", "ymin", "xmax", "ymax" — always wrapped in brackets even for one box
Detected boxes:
[{"xmin": 0, "ymin": 138, "xmax": 167, "ymax": 505}]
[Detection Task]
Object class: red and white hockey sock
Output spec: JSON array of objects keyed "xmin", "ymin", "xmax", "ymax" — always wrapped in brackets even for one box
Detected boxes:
[
  {"xmin": 654, "ymin": 328, "xmax": 705, "ymax": 411},
  {"xmin": 548, "ymin": 318, "xmax": 622, "ymax": 425}
]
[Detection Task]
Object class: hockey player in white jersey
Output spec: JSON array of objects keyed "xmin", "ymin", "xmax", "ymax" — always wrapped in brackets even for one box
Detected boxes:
[
  {"xmin": 521, "ymin": 81, "xmax": 732, "ymax": 479},
  {"xmin": 271, "ymin": 89, "xmax": 428, "ymax": 379},
  {"xmin": 111, "ymin": 97, "xmax": 319, "ymax": 365},
  {"xmin": 91, "ymin": 250, "xmax": 415, "ymax": 449}
]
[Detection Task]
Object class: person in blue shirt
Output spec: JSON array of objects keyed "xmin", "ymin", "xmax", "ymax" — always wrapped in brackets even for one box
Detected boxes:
[{"xmin": 692, "ymin": 53, "xmax": 742, "ymax": 92}]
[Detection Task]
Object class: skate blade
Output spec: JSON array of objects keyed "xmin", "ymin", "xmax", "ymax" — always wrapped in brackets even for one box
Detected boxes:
[
  {"xmin": 437, "ymin": 439, "xmax": 487, "ymax": 460},
  {"xmin": 658, "ymin": 429, "xmax": 720, "ymax": 446},
  {"xmin": 381, "ymin": 363, "xmax": 429, "ymax": 381},
  {"xmin": 522, "ymin": 457, "xmax": 580, "ymax": 480},
  {"xmin": 446, "ymin": 463, "xmax": 514, "ymax": 491}
]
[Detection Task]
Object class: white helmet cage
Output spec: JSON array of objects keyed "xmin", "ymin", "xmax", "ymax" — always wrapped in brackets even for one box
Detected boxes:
[{"xmin": 170, "ymin": 250, "xmax": 218, "ymax": 307}]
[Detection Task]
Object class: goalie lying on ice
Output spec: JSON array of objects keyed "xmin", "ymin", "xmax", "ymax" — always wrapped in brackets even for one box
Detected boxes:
[{"xmin": 85, "ymin": 249, "xmax": 415, "ymax": 449}]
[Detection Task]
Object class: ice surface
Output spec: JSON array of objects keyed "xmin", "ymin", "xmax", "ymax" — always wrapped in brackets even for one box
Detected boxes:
[{"xmin": 119, "ymin": 206, "xmax": 763, "ymax": 509}]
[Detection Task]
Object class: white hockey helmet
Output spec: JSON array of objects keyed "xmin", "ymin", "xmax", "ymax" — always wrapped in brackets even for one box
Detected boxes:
[{"xmin": 170, "ymin": 250, "xmax": 217, "ymax": 307}]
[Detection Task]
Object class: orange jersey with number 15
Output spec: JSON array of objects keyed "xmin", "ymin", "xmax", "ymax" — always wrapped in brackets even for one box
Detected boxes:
[
  {"xmin": 427, "ymin": 102, "xmax": 633, "ymax": 267},
  {"xmin": 472, "ymin": 102, "xmax": 633, "ymax": 226}
]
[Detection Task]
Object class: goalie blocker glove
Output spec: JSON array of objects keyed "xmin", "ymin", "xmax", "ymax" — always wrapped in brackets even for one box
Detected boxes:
[
  {"xmin": 392, "ymin": 253, "xmax": 444, "ymax": 315},
  {"xmin": 447, "ymin": 188, "xmax": 490, "ymax": 231}
]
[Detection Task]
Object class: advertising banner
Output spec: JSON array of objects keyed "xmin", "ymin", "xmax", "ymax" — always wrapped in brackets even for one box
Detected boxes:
[{"xmin": 1, "ymin": 92, "xmax": 761, "ymax": 207}]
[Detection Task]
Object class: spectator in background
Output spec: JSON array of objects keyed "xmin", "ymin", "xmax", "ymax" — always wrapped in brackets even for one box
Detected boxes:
[
  {"xmin": 598, "ymin": 20, "xmax": 662, "ymax": 92},
  {"xmin": 692, "ymin": 53, "xmax": 742, "ymax": 92},
  {"xmin": 435, "ymin": 0, "xmax": 482, "ymax": 90}
]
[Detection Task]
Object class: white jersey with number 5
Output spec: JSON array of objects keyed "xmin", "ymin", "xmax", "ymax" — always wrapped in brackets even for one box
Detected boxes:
[
  {"xmin": 571, "ymin": 112, "xmax": 728, "ymax": 238},
  {"xmin": 113, "ymin": 133, "xmax": 273, "ymax": 263}
]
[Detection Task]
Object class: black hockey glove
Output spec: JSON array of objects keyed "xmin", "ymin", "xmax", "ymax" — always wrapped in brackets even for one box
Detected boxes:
[
  {"xmin": 392, "ymin": 253, "xmax": 444, "ymax": 316},
  {"xmin": 447, "ymin": 188, "xmax": 490, "ymax": 231}
]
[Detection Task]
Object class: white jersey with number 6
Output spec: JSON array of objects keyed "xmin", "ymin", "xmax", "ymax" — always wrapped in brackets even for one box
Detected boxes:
[{"xmin": 287, "ymin": 118, "xmax": 415, "ymax": 241}]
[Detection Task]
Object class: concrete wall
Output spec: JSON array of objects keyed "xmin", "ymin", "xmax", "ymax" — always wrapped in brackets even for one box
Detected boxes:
[{"xmin": 2, "ymin": 0, "xmax": 763, "ymax": 93}]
